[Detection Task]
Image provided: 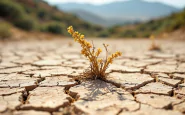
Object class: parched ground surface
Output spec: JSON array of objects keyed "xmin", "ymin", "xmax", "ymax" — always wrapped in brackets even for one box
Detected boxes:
[{"xmin": 0, "ymin": 39, "xmax": 185, "ymax": 115}]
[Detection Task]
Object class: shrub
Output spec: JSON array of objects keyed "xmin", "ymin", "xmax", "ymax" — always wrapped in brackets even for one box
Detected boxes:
[
  {"xmin": 93, "ymin": 26, "xmax": 103, "ymax": 32},
  {"xmin": 98, "ymin": 30, "xmax": 110, "ymax": 38},
  {"xmin": 51, "ymin": 15, "xmax": 63, "ymax": 22},
  {"xmin": 81, "ymin": 22, "xmax": 92, "ymax": 30},
  {"xmin": 108, "ymin": 27, "xmax": 118, "ymax": 34},
  {"xmin": 120, "ymin": 30, "xmax": 137, "ymax": 38},
  {"xmin": 0, "ymin": 0, "xmax": 24, "ymax": 20},
  {"xmin": 46, "ymin": 23, "xmax": 64, "ymax": 34},
  {"xmin": 37, "ymin": 9, "xmax": 47, "ymax": 19},
  {"xmin": 0, "ymin": 22, "xmax": 12, "ymax": 39},
  {"xmin": 13, "ymin": 16, "xmax": 35, "ymax": 31},
  {"xmin": 23, "ymin": 6, "xmax": 32, "ymax": 14},
  {"xmin": 142, "ymin": 32, "xmax": 151, "ymax": 38},
  {"xmin": 67, "ymin": 26, "xmax": 122, "ymax": 80}
]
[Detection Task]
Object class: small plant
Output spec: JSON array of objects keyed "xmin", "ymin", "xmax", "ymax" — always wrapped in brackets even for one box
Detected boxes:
[
  {"xmin": 149, "ymin": 35, "xmax": 161, "ymax": 51},
  {"xmin": 68, "ymin": 41, "xmax": 73, "ymax": 47},
  {"xmin": 67, "ymin": 26, "xmax": 122, "ymax": 80}
]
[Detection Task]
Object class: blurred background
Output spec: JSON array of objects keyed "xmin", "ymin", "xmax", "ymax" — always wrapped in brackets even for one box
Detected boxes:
[{"xmin": 0, "ymin": 0, "xmax": 185, "ymax": 40}]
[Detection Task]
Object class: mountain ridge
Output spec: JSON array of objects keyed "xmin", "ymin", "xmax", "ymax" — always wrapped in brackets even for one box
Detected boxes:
[{"xmin": 56, "ymin": 0, "xmax": 181, "ymax": 26}]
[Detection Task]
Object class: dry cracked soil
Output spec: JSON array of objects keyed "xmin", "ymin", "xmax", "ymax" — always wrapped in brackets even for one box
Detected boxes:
[{"xmin": 0, "ymin": 39, "xmax": 185, "ymax": 115}]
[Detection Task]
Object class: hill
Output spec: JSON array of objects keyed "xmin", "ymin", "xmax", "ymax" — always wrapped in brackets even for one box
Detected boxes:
[
  {"xmin": 69, "ymin": 10, "xmax": 108, "ymax": 26},
  {"xmin": 0, "ymin": 0, "xmax": 103, "ymax": 38},
  {"xmin": 108, "ymin": 8, "xmax": 185, "ymax": 38},
  {"xmin": 68, "ymin": 10, "xmax": 133, "ymax": 27},
  {"xmin": 56, "ymin": 0, "xmax": 180, "ymax": 26}
]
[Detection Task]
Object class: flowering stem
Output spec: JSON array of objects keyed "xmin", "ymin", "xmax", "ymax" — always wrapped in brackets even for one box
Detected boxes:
[{"xmin": 67, "ymin": 26, "xmax": 122, "ymax": 80}]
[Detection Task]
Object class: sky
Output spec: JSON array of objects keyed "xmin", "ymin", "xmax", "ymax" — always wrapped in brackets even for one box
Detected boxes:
[{"xmin": 44, "ymin": 0, "xmax": 185, "ymax": 8}]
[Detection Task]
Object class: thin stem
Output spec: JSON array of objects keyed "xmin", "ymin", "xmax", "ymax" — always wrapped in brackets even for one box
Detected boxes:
[{"xmin": 100, "ymin": 44, "xmax": 109, "ymax": 74}]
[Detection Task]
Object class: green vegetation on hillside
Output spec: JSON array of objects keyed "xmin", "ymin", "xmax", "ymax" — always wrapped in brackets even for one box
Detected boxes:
[
  {"xmin": 0, "ymin": 0, "xmax": 103, "ymax": 37},
  {"xmin": 0, "ymin": 0, "xmax": 184, "ymax": 39},
  {"xmin": 109, "ymin": 8, "xmax": 185, "ymax": 38},
  {"xmin": 0, "ymin": 21, "xmax": 12, "ymax": 39}
]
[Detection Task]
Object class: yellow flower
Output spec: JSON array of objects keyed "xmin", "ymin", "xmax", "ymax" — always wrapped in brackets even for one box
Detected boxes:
[
  {"xmin": 112, "ymin": 51, "xmax": 122, "ymax": 58},
  {"xmin": 98, "ymin": 59, "xmax": 103, "ymax": 63},
  {"xmin": 150, "ymin": 35, "xmax": 155, "ymax": 40},
  {"xmin": 72, "ymin": 31, "xmax": 79, "ymax": 38},
  {"xmin": 67, "ymin": 26, "xmax": 122, "ymax": 80},
  {"xmin": 67, "ymin": 26, "xmax": 74, "ymax": 34},
  {"xmin": 86, "ymin": 42, "xmax": 92, "ymax": 48},
  {"xmin": 95, "ymin": 48, "xmax": 102, "ymax": 57},
  {"xmin": 107, "ymin": 57, "xmax": 113, "ymax": 64},
  {"xmin": 81, "ymin": 49, "xmax": 86, "ymax": 55},
  {"xmin": 117, "ymin": 51, "xmax": 122, "ymax": 56},
  {"xmin": 80, "ymin": 35, "xmax": 84, "ymax": 39}
]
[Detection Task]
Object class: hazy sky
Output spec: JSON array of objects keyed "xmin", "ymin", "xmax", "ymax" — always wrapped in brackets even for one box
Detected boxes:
[{"xmin": 44, "ymin": 0, "xmax": 185, "ymax": 8}]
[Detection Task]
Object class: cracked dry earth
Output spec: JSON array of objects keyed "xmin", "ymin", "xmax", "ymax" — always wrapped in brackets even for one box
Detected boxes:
[{"xmin": 0, "ymin": 39, "xmax": 185, "ymax": 115}]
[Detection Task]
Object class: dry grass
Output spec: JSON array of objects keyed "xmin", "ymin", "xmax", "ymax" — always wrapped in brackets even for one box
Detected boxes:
[
  {"xmin": 149, "ymin": 35, "xmax": 161, "ymax": 51},
  {"xmin": 67, "ymin": 26, "xmax": 122, "ymax": 80}
]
